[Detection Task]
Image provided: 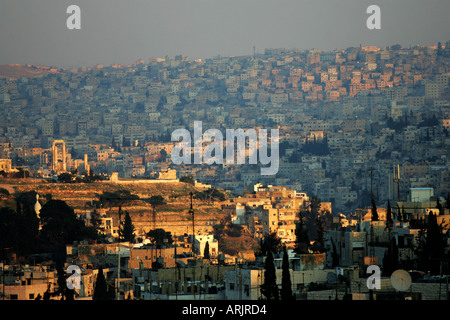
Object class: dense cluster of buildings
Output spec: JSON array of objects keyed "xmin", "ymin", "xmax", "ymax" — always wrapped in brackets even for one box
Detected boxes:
[
  {"xmin": 1, "ymin": 42, "xmax": 449, "ymax": 214},
  {"xmin": 1, "ymin": 42, "xmax": 450, "ymax": 300},
  {"xmin": 1, "ymin": 180, "xmax": 449, "ymax": 301}
]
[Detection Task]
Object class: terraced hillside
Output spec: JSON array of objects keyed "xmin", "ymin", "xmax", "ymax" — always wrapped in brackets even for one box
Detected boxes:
[{"xmin": 0, "ymin": 179, "xmax": 228, "ymax": 238}]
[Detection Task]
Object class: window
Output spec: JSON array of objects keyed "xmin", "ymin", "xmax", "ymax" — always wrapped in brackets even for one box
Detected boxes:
[
  {"xmin": 229, "ymin": 283, "xmax": 235, "ymax": 290},
  {"xmin": 10, "ymin": 294, "xmax": 18, "ymax": 300},
  {"xmin": 29, "ymin": 294, "xmax": 34, "ymax": 300}
]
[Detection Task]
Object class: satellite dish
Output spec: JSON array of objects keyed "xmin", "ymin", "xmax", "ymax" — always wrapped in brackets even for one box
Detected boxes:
[{"xmin": 390, "ymin": 269, "xmax": 412, "ymax": 291}]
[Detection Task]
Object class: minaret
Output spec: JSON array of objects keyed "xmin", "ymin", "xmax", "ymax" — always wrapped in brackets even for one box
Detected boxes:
[{"xmin": 34, "ymin": 194, "xmax": 42, "ymax": 230}]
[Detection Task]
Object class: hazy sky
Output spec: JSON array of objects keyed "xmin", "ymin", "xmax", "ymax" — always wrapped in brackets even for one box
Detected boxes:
[{"xmin": 1, "ymin": 0, "xmax": 449, "ymax": 67}]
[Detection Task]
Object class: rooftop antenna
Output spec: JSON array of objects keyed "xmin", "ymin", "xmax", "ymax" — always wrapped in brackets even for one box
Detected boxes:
[
  {"xmin": 189, "ymin": 191, "xmax": 195, "ymax": 255},
  {"xmin": 152, "ymin": 202, "xmax": 156, "ymax": 231},
  {"xmin": 117, "ymin": 205, "xmax": 122, "ymax": 300},
  {"xmin": 368, "ymin": 167, "xmax": 376, "ymax": 264},
  {"xmin": 392, "ymin": 164, "xmax": 400, "ymax": 201},
  {"xmin": 370, "ymin": 167, "xmax": 373, "ymax": 197}
]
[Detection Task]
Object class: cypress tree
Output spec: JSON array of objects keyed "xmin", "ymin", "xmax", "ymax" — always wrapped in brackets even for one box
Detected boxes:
[
  {"xmin": 261, "ymin": 251, "xmax": 279, "ymax": 300},
  {"xmin": 386, "ymin": 200, "xmax": 393, "ymax": 227},
  {"xmin": 427, "ymin": 212, "xmax": 447, "ymax": 275},
  {"xmin": 436, "ymin": 199, "xmax": 443, "ymax": 216},
  {"xmin": 315, "ymin": 217, "xmax": 325, "ymax": 252},
  {"xmin": 93, "ymin": 267, "xmax": 108, "ymax": 300},
  {"xmin": 280, "ymin": 247, "xmax": 294, "ymax": 300},
  {"xmin": 294, "ymin": 211, "xmax": 310, "ymax": 254},
  {"xmin": 203, "ymin": 241, "xmax": 210, "ymax": 259},
  {"xmin": 56, "ymin": 263, "xmax": 69, "ymax": 300},
  {"xmin": 415, "ymin": 226, "xmax": 428, "ymax": 271},
  {"xmin": 415, "ymin": 212, "xmax": 447, "ymax": 275},
  {"xmin": 330, "ymin": 238, "xmax": 340, "ymax": 268},
  {"xmin": 371, "ymin": 197, "xmax": 379, "ymax": 221},
  {"xmin": 382, "ymin": 235, "xmax": 399, "ymax": 276},
  {"xmin": 121, "ymin": 211, "xmax": 135, "ymax": 243},
  {"xmin": 258, "ymin": 231, "xmax": 282, "ymax": 256},
  {"xmin": 20, "ymin": 203, "xmax": 40, "ymax": 256}
]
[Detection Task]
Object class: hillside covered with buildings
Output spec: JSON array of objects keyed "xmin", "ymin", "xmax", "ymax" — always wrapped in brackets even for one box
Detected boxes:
[{"xmin": 0, "ymin": 42, "xmax": 450, "ymax": 301}]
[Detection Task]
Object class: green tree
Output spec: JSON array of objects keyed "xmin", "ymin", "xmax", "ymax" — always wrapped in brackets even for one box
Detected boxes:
[
  {"xmin": 90, "ymin": 208, "xmax": 102, "ymax": 231},
  {"xmin": 261, "ymin": 251, "xmax": 279, "ymax": 300},
  {"xmin": 147, "ymin": 228, "xmax": 173, "ymax": 246},
  {"xmin": 257, "ymin": 231, "xmax": 282, "ymax": 256},
  {"xmin": 58, "ymin": 172, "xmax": 73, "ymax": 183},
  {"xmin": 386, "ymin": 200, "xmax": 393, "ymax": 226},
  {"xmin": 194, "ymin": 188, "xmax": 227, "ymax": 202},
  {"xmin": 20, "ymin": 201, "xmax": 40, "ymax": 256},
  {"xmin": 414, "ymin": 226, "xmax": 428, "ymax": 271},
  {"xmin": 436, "ymin": 199, "xmax": 444, "ymax": 216},
  {"xmin": 180, "ymin": 175, "xmax": 195, "ymax": 185},
  {"xmin": 0, "ymin": 207, "xmax": 21, "ymax": 261},
  {"xmin": 12, "ymin": 192, "xmax": 41, "ymax": 256},
  {"xmin": 0, "ymin": 187, "xmax": 10, "ymax": 197},
  {"xmin": 93, "ymin": 267, "xmax": 109, "ymax": 300},
  {"xmin": 111, "ymin": 136, "xmax": 118, "ymax": 151},
  {"xmin": 382, "ymin": 235, "xmax": 399, "ymax": 276},
  {"xmin": 148, "ymin": 195, "xmax": 166, "ymax": 208},
  {"xmin": 330, "ymin": 238, "xmax": 340, "ymax": 268},
  {"xmin": 147, "ymin": 195, "xmax": 166, "ymax": 230},
  {"xmin": 122, "ymin": 135, "xmax": 130, "ymax": 148},
  {"xmin": 159, "ymin": 149, "xmax": 167, "ymax": 162},
  {"xmin": 55, "ymin": 263, "xmax": 74, "ymax": 300},
  {"xmin": 0, "ymin": 195, "xmax": 40, "ymax": 260},
  {"xmin": 427, "ymin": 212, "xmax": 447, "ymax": 274},
  {"xmin": 371, "ymin": 197, "xmax": 379, "ymax": 221},
  {"xmin": 302, "ymin": 195, "xmax": 328, "ymax": 242},
  {"xmin": 99, "ymin": 190, "xmax": 140, "ymax": 208},
  {"xmin": 415, "ymin": 212, "xmax": 448, "ymax": 275},
  {"xmin": 313, "ymin": 217, "xmax": 325, "ymax": 253},
  {"xmin": 280, "ymin": 247, "xmax": 294, "ymax": 300},
  {"xmin": 309, "ymin": 195, "xmax": 322, "ymax": 216},
  {"xmin": 437, "ymin": 42, "xmax": 443, "ymax": 56},
  {"xmin": 294, "ymin": 211, "xmax": 310, "ymax": 254},
  {"xmin": 39, "ymin": 199, "xmax": 96, "ymax": 247},
  {"xmin": 121, "ymin": 211, "xmax": 135, "ymax": 243},
  {"xmin": 204, "ymin": 241, "xmax": 211, "ymax": 259}
]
